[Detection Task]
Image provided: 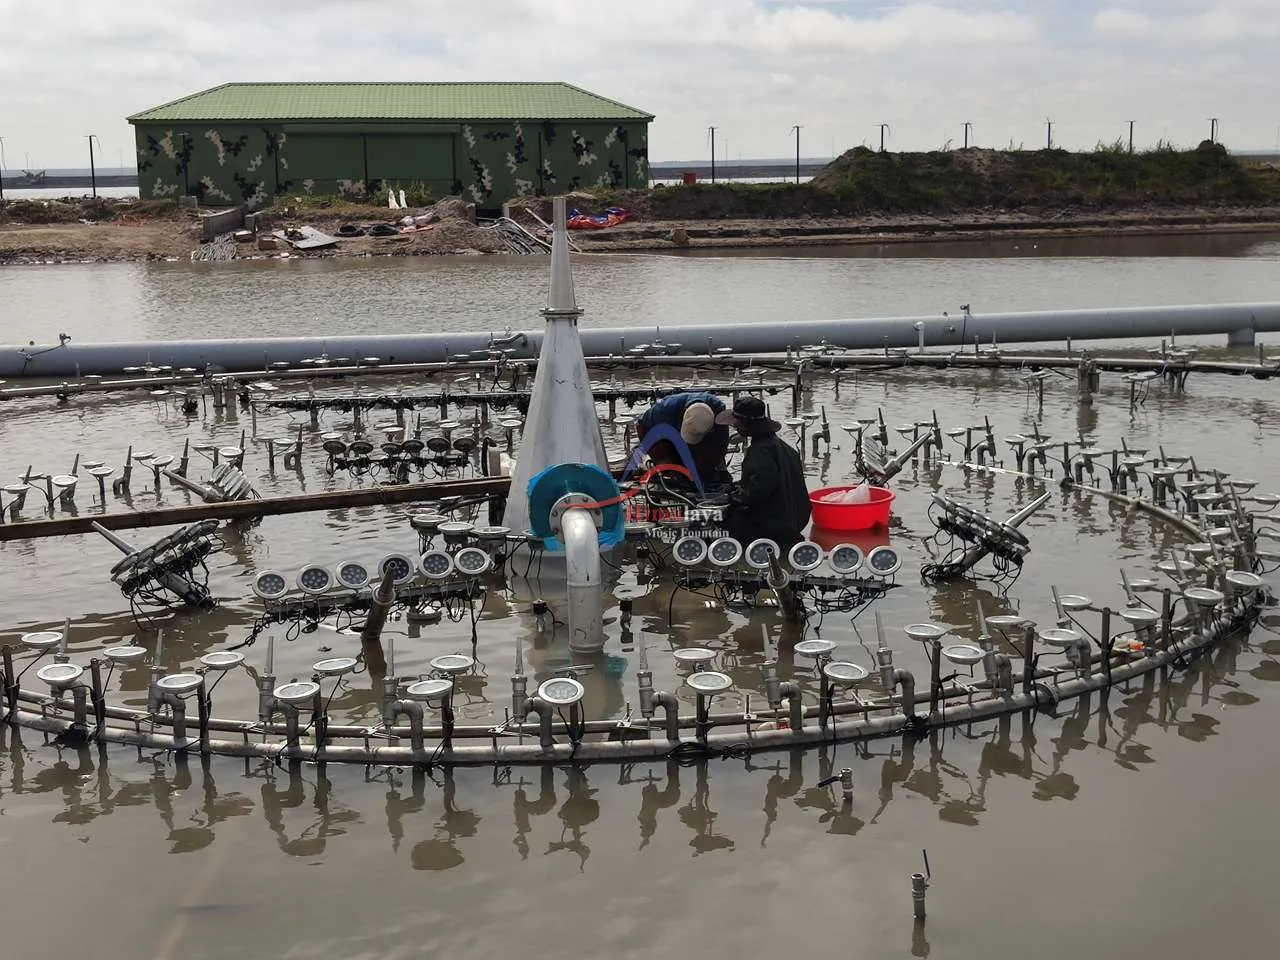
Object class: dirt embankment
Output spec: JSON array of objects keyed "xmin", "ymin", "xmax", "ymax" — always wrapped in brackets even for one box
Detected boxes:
[{"xmin": 4, "ymin": 144, "xmax": 1280, "ymax": 263}]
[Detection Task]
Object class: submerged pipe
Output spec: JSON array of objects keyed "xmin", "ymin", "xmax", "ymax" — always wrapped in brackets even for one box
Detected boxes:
[
  {"xmin": 360, "ymin": 567, "xmax": 397, "ymax": 649},
  {"xmin": 522, "ymin": 697, "xmax": 556, "ymax": 751},
  {"xmin": 6, "ymin": 302, "xmax": 1280, "ymax": 378},
  {"xmin": 562, "ymin": 507, "xmax": 604, "ymax": 653},
  {"xmin": 385, "ymin": 700, "xmax": 426, "ymax": 754}
]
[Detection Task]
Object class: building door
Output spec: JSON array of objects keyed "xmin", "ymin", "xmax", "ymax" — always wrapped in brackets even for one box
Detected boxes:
[{"xmin": 364, "ymin": 134, "xmax": 455, "ymax": 198}]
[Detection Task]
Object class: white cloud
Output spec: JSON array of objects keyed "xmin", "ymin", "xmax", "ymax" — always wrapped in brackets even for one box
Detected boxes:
[{"xmin": 0, "ymin": 0, "xmax": 1275, "ymax": 170}]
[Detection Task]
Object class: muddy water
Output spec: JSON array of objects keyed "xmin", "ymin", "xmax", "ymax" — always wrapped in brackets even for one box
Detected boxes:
[{"xmin": 2, "ymin": 238, "xmax": 1280, "ymax": 958}]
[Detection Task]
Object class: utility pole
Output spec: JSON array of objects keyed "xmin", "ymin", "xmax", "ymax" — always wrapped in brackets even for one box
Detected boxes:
[
  {"xmin": 0, "ymin": 136, "xmax": 5, "ymax": 201},
  {"xmin": 963, "ymin": 122, "xmax": 973, "ymax": 149},
  {"xmin": 708, "ymin": 126, "xmax": 717, "ymax": 184},
  {"xmin": 87, "ymin": 134, "xmax": 99, "ymax": 198},
  {"xmin": 1127, "ymin": 120, "xmax": 1135, "ymax": 154},
  {"xmin": 878, "ymin": 123, "xmax": 890, "ymax": 153},
  {"xmin": 1208, "ymin": 118, "xmax": 1219, "ymax": 144},
  {"xmin": 1045, "ymin": 118, "xmax": 1054, "ymax": 150},
  {"xmin": 792, "ymin": 125, "xmax": 802, "ymax": 183}
]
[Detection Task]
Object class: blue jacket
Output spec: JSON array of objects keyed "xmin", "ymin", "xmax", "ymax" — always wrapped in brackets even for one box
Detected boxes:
[{"xmin": 637, "ymin": 391, "xmax": 727, "ymax": 436}]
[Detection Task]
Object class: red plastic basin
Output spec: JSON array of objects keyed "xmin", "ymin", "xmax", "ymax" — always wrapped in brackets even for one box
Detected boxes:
[{"xmin": 810, "ymin": 485, "xmax": 895, "ymax": 531}]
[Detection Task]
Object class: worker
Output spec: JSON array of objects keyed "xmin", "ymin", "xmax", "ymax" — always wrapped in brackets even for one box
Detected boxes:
[
  {"xmin": 716, "ymin": 395, "xmax": 812, "ymax": 550},
  {"xmin": 634, "ymin": 391, "xmax": 731, "ymax": 487}
]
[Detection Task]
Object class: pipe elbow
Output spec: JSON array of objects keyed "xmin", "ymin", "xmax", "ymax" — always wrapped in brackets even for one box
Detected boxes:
[
  {"xmin": 994, "ymin": 654, "xmax": 1013, "ymax": 694},
  {"xmin": 778, "ymin": 680, "xmax": 804, "ymax": 731},
  {"xmin": 892, "ymin": 669, "xmax": 917, "ymax": 719},
  {"xmin": 524, "ymin": 696, "xmax": 556, "ymax": 750},
  {"xmin": 651, "ymin": 691, "xmax": 681, "ymax": 742},
  {"xmin": 386, "ymin": 699, "xmax": 426, "ymax": 753}
]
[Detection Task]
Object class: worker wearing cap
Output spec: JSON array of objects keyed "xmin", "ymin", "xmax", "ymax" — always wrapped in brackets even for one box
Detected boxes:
[
  {"xmin": 716, "ymin": 395, "xmax": 812, "ymax": 550},
  {"xmin": 635, "ymin": 391, "xmax": 731, "ymax": 485}
]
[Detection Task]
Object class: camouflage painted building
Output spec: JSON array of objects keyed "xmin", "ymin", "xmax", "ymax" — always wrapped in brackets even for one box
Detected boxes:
[{"xmin": 127, "ymin": 82, "xmax": 652, "ymax": 211}]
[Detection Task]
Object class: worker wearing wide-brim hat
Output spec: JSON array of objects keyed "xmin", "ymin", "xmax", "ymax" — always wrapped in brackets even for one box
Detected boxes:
[{"xmin": 716, "ymin": 395, "xmax": 812, "ymax": 550}]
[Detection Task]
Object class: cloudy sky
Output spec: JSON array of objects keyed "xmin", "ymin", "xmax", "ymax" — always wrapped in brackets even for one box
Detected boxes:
[{"xmin": 1, "ymin": 0, "xmax": 1277, "ymax": 170}]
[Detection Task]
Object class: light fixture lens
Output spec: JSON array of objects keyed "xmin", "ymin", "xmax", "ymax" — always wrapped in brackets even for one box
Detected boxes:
[
  {"xmin": 297, "ymin": 565, "xmax": 333, "ymax": 595},
  {"xmin": 829, "ymin": 544, "xmax": 864, "ymax": 575},
  {"xmin": 252, "ymin": 571, "xmax": 289, "ymax": 601},
  {"xmin": 673, "ymin": 535, "xmax": 708, "ymax": 566},
  {"xmin": 420, "ymin": 550, "xmax": 455, "ymax": 579},
  {"xmin": 454, "ymin": 546, "xmax": 492, "ymax": 576},
  {"xmin": 379, "ymin": 553, "xmax": 417, "ymax": 585},
  {"xmin": 537, "ymin": 676, "xmax": 585, "ymax": 706},
  {"xmin": 745, "ymin": 538, "xmax": 781, "ymax": 569},
  {"xmin": 685, "ymin": 671, "xmax": 733, "ymax": 695},
  {"xmin": 335, "ymin": 561, "xmax": 370, "ymax": 590},
  {"xmin": 788, "ymin": 540, "xmax": 824, "ymax": 572},
  {"xmin": 866, "ymin": 545, "xmax": 902, "ymax": 577},
  {"xmin": 407, "ymin": 677, "xmax": 454, "ymax": 702},
  {"xmin": 708, "ymin": 537, "xmax": 743, "ymax": 567}
]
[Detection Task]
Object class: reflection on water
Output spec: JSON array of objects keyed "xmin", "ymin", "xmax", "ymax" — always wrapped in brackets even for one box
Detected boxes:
[{"xmin": 3, "ymin": 627, "xmax": 1266, "ymax": 868}]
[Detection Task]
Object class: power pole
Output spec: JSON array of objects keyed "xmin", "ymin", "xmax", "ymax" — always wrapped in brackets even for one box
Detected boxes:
[
  {"xmin": 1208, "ymin": 118, "xmax": 1219, "ymax": 144},
  {"xmin": 1127, "ymin": 120, "xmax": 1135, "ymax": 154},
  {"xmin": 963, "ymin": 122, "xmax": 973, "ymax": 149},
  {"xmin": 878, "ymin": 123, "xmax": 891, "ymax": 152},
  {"xmin": 1045, "ymin": 118, "xmax": 1054, "ymax": 150},
  {"xmin": 708, "ymin": 126, "xmax": 717, "ymax": 184},
  {"xmin": 792, "ymin": 125, "xmax": 802, "ymax": 183},
  {"xmin": 0, "ymin": 136, "xmax": 5, "ymax": 201},
  {"xmin": 87, "ymin": 134, "xmax": 98, "ymax": 199}
]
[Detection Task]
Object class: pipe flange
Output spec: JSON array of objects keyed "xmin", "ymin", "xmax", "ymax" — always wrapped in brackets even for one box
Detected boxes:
[{"xmin": 549, "ymin": 492, "xmax": 603, "ymax": 536}]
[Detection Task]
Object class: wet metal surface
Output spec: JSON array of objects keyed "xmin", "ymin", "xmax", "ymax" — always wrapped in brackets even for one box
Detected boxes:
[{"xmin": 2, "ymin": 239, "xmax": 1280, "ymax": 958}]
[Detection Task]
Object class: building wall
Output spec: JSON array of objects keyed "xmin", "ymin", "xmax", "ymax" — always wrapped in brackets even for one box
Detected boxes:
[{"xmin": 132, "ymin": 119, "xmax": 649, "ymax": 210}]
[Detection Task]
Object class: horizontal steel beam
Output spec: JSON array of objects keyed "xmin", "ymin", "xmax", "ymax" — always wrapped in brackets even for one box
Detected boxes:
[{"xmin": 5, "ymin": 302, "xmax": 1280, "ymax": 378}]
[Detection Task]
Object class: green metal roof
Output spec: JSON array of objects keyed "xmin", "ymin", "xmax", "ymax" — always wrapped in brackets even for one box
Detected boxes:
[{"xmin": 129, "ymin": 82, "xmax": 652, "ymax": 123}]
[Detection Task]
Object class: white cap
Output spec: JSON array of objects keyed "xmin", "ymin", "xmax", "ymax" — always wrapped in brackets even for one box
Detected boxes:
[{"xmin": 680, "ymin": 402, "xmax": 715, "ymax": 445}]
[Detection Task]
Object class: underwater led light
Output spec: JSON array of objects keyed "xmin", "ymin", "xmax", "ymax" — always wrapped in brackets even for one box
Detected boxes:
[
  {"xmin": 822, "ymin": 661, "xmax": 869, "ymax": 683},
  {"xmin": 942, "ymin": 644, "xmax": 986, "ymax": 666},
  {"xmin": 439, "ymin": 520, "xmax": 475, "ymax": 539},
  {"xmin": 788, "ymin": 540, "xmax": 824, "ymax": 573},
  {"xmin": 1038, "ymin": 627, "xmax": 1084, "ymax": 648},
  {"xmin": 673, "ymin": 535, "xmax": 708, "ymax": 566},
  {"xmin": 904, "ymin": 623, "xmax": 947, "ymax": 642},
  {"xmin": 685, "ymin": 671, "xmax": 733, "ymax": 695},
  {"xmin": 672, "ymin": 647, "xmax": 716, "ymax": 668},
  {"xmin": 745, "ymin": 538, "xmax": 781, "ymax": 570},
  {"xmin": 1058, "ymin": 594, "xmax": 1093, "ymax": 611},
  {"xmin": 865, "ymin": 545, "xmax": 902, "ymax": 578},
  {"xmin": 430, "ymin": 653, "xmax": 475, "ymax": 676},
  {"xmin": 1184, "ymin": 586, "xmax": 1225, "ymax": 609},
  {"xmin": 407, "ymin": 677, "xmax": 454, "ymax": 702},
  {"xmin": 708, "ymin": 537, "xmax": 743, "ymax": 567},
  {"xmin": 252, "ymin": 571, "xmax": 290, "ymax": 601},
  {"xmin": 828, "ymin": 543, "xmax": 865, "ymax": 576},
  {"xmin": 273, "ymin": 680, "xmax": 321, "ymax": 705},
  {"xmin": 103, "ymin": 645, "xmax": 147, "ymax": 663},
  {"xmin": 156, "ymin": 673, "xmax": 203, "ymax": 695},
  {"xmin": 795, "ymin": 638, "xmax": 837, "ymax": 660},
  {"xmin": 419, "ymin": 549, "xmax": 455, "ymax": 580},
  {"xmin": 453, "ymin": 546, "xmax": 492, "ymax": 577},
  {"xmin": 21, "ymin": 631, "xmax": 63, "ymax": 650},
  {"xmin": 335, "ymin": 560, "xmax": 371, "ymax": 591},
  {"xmin": 296, "ymin": 564, "xmax": 333, "ymax": 596},
  {"xmin": 36, "ymin": 662, "xmax": 83, "ymax": 690},
  {"xmin": 473, "ymin": 525, "xmax": 511, "ymax": 543},
  {"xmin": 537, "ymin": 676, "xmax": 585, "ymax": 706},
  {"xmin": 378, "ymin": 553, "xmax": 417, "ymax": 586},
  {"xmin": 313, "ymin": 657, "xmax": 358, "ymax": 678},
  {"xmin": 200, "ymin": 651, "xmax": 245, "ymax": 671},
  {"xmin": 409, "ymin": 512, "xmax": 446, "ymax": 533}
]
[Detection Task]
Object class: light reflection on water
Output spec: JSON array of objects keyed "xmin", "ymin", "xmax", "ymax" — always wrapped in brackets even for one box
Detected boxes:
[{"xmin": 2, "ymin": 242, "xmax": 1280, "ymax": 957}]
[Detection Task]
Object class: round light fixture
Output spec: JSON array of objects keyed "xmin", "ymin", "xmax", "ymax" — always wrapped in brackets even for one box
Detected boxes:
[
  {"xmin": 103, "ymin": 645, "xmax": 147, "ymax": 663},
  {"xmin": 1184, "ymin": 586, "xmax": 1225, "ymax": 609},
  {"xmin": 252, "ymin": 571, "xmax": 290, "ymax": 601},
  {"xmin": 473, "ymin": 525, "xmax": 511, "ymax": 543},
  {"xmin": 672, "ymin": 647, "xmax": 716, "ymax": 668},
  {"xmin": 200, "ymin": 651, "xmax": 245, "ymax": 671},
  {"xmin": 409, "ymin": 512, "xmax": 446, "ymax": 533},
  {"xmin": 904, "ymin": 623, "xmax": 947, "ymax": 642},
  {"xmin": 312, "ymin": 657, "xmax": 358, "ymax": 677},
  {"xmin": 795, "ymin": 638, "xmax": 837, "ymax": 659},
  {"xmin": 156, "ymin": 673, "xmax": 204, "ymax": 695},
  {"xmin": 942, "ymin": 644, "xmax": 986, "ymax": 666},
  {"xmin": 787, "ymin": 540, "xmax": 824, "ymax": 573},
  {"xmin": 453, "ymin": 546, "xmax": 492, "ymax": 577},
  {"xmin": 407, "ymin": 678, "xmax": 454, "ymax": 702},
  {"xmin": 379, "ymin": 553, "xmax": 417, "ymax": 586},
  {"xmin": 273, "ymin": 680, "xmax": 321, "ymax": 705},
  {"xmin": 430, "ymin": 653, "xmax": 475, "ymax": 676},
  {"xmin": 685, "ymin": 671, "xmax": 734, "ymax": 695},
  {"xmin": 828, "ymin": 543, "xmax": 864, "ymax": 576},
  {"xmin": 1038, "ymin": 627, "xmax": 1084, "ymax": 648},
  {"xmin": 673, "ymin": 535, "xmax": 708, "ymax": 567},
  {"xmin": 745, "ymin": 538, "xmax": 781, "ymax": 570},
  {"xmin": 708, "ymin": 537, "xmax": 743, "ymax": 567},
  {"xmin": 1058, "ymin": 594, "xmax": 1093, "ymax": 611},
  {"xmin": 537, "ymin": 676, "xmax": 586, "ymax": 706},
  {"xmin": 419, "ymin": 549, "xmax": 455, "ymax": 580},
  {"xmin": 822, "ymin": 661, "xmax": 869, "ymax": 683},
  {"xmin": 296, "ymin": 564, "xmax": 333, "ymax": 596},
  {"xmin": 1116, "ymin": 608, "xmax": 1159, "ymax": 628},
  {"xmin": 36, "ymin": 662, "xmax": 84, "ymax": 690},
  {"xmin": 866, "ymin": 545, "xmax": 902, "ymax": 578},
  {"xmin": 20, "ymin": 631, "xmax": 63, "ymax": 650},
  {"xmin": 439, "ymin": 520, "xmax": 475, "ymax": 538},
  {"xmin": 335, "ymin": 560, "xmax": 371, "ymax": 591}
]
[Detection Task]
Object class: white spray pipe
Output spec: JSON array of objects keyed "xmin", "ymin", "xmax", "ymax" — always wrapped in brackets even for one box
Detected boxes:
[{"xmin": 561, "ymin": 507, "xmax": 604, "ymax": 653}]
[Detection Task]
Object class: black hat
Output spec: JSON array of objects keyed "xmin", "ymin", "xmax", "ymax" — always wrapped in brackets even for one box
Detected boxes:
[{"xmin": 715, "ymin": 395, "xmax": 781, "ymax": 435}]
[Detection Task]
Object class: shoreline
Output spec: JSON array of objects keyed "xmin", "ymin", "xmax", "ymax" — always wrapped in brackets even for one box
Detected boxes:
[{"xmin": 2, "ymin": 205, "xmax": 1279, "ymax": 265}]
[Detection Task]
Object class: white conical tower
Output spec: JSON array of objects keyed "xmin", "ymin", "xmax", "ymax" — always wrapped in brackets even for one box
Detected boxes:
[{"xmin": 501, "ymin": 197, "xmax": 609, "ymax": 540}]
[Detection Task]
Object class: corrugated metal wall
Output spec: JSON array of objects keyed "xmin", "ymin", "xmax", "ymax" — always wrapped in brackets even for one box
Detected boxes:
[{"xmin": 132, "ymin": 119, "xmax": 650, "ymax": 209}]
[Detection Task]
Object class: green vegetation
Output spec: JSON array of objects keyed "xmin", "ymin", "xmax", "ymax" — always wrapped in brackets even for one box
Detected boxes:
[{"xmin": 0, "ymin": 197, "xmax": 183, "ymax": 225}]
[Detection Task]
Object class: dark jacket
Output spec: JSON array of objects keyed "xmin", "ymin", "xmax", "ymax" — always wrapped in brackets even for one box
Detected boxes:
[
  {"xmin": 727, "ymin": 433, "xmax": 811, "ymax": 548},
  {"xmin": 635, "ymin": 391, "xmax": 730, "ymax": 479}
]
